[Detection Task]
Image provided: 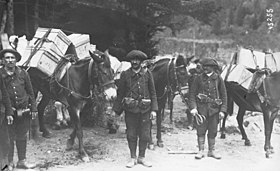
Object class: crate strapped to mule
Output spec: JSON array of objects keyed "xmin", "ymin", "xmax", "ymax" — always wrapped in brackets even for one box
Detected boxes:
[{"xmin": 18, "ymin": 27, "xmax": 71, "ymax": 76}]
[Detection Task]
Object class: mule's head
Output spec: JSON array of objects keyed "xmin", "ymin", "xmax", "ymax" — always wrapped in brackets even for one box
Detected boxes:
[
  {"xmin": 175, "ymin": 55, "xmax": 190, "ymax": 89},
  {"xmin": 89, "ymin": 50, "xmax": 117, "ymax": 101},
  {"xmin": 248, "ymin": 69, "xmax": 270, "ymax": 93}
]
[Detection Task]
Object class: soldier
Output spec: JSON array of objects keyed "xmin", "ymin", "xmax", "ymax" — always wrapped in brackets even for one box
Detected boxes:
[
  {"xmin": 189, "ymin": 57, "xmax": 227, "ymax": 160},
  {"xmin": 0, "ymin": 49, "xmax": 37, "ymax": 170},
  {"xmin": 113, "ymin": 50, "xmax": 158, "ymax": 168}
]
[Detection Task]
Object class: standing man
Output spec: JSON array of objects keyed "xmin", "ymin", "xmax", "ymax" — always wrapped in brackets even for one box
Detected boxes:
[
  {"xmin": 189, "ymin": 57, "xmax": 227, "ymax": 160},
  {"xmin": 113, "ymin": 50, "xmax": 158, "ymax": 168},
  {"xmin": 0, "ymin": 49, "xmax": 37, "ymax": 169}
]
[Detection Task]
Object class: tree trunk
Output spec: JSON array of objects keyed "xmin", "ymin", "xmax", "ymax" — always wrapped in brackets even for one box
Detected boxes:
[
  {"xmin": 0, "ymin": 9, "xmax": 7, "ymax": 33},
  {"xmin": 34, "ymin": 0, "xmax": 39, "ymax": 31},
  {"xmin": 7, "ymin": 0, "xmax": 14, "ymax": 35},
  {"xmin": 24, "ymin": 0, "xmax": 29, "ymax": 35}
]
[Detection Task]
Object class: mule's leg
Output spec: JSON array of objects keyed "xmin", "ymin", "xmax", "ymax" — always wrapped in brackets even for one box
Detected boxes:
[
  {"xmin": 156, "ymin": 108, "xmax": 164, "ymax": 148},
  {"xmin": 236, "ymin": 108, "xmax": 251, "ymax": 146},
  {"xmin": 169, "ymin": 93, "xmax": 175, "ymax": 124},
  {"xmin": 263, "ymin": 109, "xmax": 278, "ymax": 158},
  {"xmin": 69, "ymin": 105, "xmax": 89, "ymax": 162},
  {"xmin": 37, "ymin": 96, "xmax": 51, "ymax": 138},
  {"xmin": 221, "ymin": 97, "xmax": 234, "ymax": 139},
  {"xmin": 220, "ymin": 112, "xmax": 228, "ymax": 139}
]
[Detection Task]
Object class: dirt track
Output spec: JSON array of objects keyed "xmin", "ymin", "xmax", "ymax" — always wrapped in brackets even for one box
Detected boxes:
[{"xmin": 22, "ymin": 96, "xmax": 280, "ymax": 171}]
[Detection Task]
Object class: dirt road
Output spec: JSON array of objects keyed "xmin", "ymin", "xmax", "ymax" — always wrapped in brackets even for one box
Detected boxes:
[{"xmin": 21, "ymin": 96, "xmax": 280, "ymax": 171}]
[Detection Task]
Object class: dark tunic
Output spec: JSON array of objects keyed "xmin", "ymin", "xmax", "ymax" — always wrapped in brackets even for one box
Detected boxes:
[
  {"xmin": 113, "ymin": 68, "xmax": 158, "ymax": 114},
  {"xmin": 0, "ymin": 67, "xmax": 37, "ymax": 140},
  {"xmin": 189, "ymin": 72, "xmax": 227, "ymax": 137}
]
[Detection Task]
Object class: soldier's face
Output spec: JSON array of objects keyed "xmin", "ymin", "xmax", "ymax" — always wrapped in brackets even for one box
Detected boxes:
[
  {"xmin": 202, "ymin": 65, "xmax": 214, "ymax": 74},
  {"xmin": 131, "ymin": 59, "xmax": 141, "ymax": 70},
  {"xmin": 3, "ymin": 52, "xmax": 16, "ymax": 68}
]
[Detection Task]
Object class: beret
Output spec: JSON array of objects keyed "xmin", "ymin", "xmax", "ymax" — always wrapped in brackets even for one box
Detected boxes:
[
  {"xmin": 199, "ymin": 57, "xmax": 218, "ymax": 67},
  {"xmin": 126, "ymin": 50, "xmax": 147, "ymax": 61}
]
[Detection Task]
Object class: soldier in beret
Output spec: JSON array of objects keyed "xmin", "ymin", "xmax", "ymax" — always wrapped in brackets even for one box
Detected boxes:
[
  {"xmin": 0, "ymin": 49, "xmax": 37, "ymax": 170},
  {"xmin": 189, "ymin": 57, "xmax": 227, "ymax": 160},
  {"xmin": 113, "ymin": 50, "xmax": 158, "ymax": 168}
]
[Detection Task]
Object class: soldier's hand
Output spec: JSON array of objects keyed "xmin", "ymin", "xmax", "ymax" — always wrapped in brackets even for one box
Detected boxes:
[
  {"xmin": 7, "ymin": 116, "xmax": 13, "ymax": 125},
  {"xmin": 219, "ymin": 112, "xmax": 225, "ymax": 120},
  {"xmin": 31, "ymin": 111, "xmax": 38, "ymax": 120},
  {"xmin": 190, "ymin": 108, "xmax": 198, "ymax": 117},
  {"xmin": 150, "ymin": 111, "xmax": 156, "ymax": 120}
]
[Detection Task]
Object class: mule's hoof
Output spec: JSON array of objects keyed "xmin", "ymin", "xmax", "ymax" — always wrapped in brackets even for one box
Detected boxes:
[
  {"xmin": 157, "ymin": 141, "xmax": 164, "ymax": 148},
  {"xmin": 244, "ymin": 140, "xmax": 251, "ymax": 146},
  {"xmin": 220, "ymin": 134, "xmax": 226, "ymax": 139},
  {"xmin": 265, "ymin": 152, "xmax": 271, "ymax": 158},
  {"xmin": 82, "ymin": 156, "xmax": 90, "ymax": 162},
  {"xmin": 42, "ymin": 131, "xmax": 52, "ymax": 138},
  {"xmin": 148, "ymin": 144, "xmax": 155, "ymax": 150}
]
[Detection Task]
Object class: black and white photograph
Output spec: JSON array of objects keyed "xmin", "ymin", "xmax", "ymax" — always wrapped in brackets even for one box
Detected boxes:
[{"xmin": 0, "ymin": 0, "xmax": 279, "ymax": 171}]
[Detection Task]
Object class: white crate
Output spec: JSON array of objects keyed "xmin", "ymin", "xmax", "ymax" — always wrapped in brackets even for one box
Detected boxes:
[
  {"xmin": 221, "ymin": 64, "xmax": 253, "ymax": 89},
  {"xmin": 67, "ymin": 34, "xmax": 90, "ymax": 59},
  {"xmin": 21, "ymin": 47, "xmax": 61, "ymax": 76},
  {"xmin": 31, "ymin": 27, "xmax": 71, "ymax": 55}
]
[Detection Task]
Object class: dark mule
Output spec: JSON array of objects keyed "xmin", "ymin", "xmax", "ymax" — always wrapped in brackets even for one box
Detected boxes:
[
  {"xmin": 148, "ymin": 55, "xmax": 190, "ymax": 148},
  {"xmin": 221, "ymin": 70, "xmax": 280, "ymax": 158},
  {"xmin": 27, "ymin": 51, "xmax": 117, "ymax": 161}
]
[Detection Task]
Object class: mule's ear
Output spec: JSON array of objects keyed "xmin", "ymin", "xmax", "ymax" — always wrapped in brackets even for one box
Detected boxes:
[{"xmin": 89, "ymin": 50, "xmax": 104, "ymax": 63}]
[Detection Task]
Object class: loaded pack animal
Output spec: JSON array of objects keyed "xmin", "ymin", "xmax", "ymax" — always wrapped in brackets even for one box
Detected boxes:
[
  {"xmin": 145, "ymin": 55, "xmax": 190, "ymax": 148},
  {"xmin": 220, "ymin": 53, "xmax": 280, "ymax": 158},
  {"xmin": 26, "ymin": 51, "xmax": 117, "ymax": 161}
]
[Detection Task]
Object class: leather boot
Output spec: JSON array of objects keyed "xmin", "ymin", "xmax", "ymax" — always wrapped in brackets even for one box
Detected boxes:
[
  {"xmin": 126, "ymin": 158, "xmax": 137, "ymax": 168},
  {"xmin": 195, "ymin": 136, "xmax": 205, "ymax": 159},
  {"xmin": 207, "ymin": 138, "xmax": 221, "ymax": 159},
  {"xmin": 16, "ymin": 159, "xmax": 36, "ymax": 169},
  {"xmin": 137, "ymin": 157, "xmax": 152, "ymax": 167}
]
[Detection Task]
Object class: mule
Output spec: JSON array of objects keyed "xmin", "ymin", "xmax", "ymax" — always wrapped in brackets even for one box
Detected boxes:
[
  {"xmin": 27, "ymin": 51, "xmax": 117, "ymax": 161},
  {"xmin": 148, "ymin": 55, "xmax": 190, "ymax": 148},
  {"xmin": 221, "ymin": 69, "xmax": 280, "ymax": 158}
]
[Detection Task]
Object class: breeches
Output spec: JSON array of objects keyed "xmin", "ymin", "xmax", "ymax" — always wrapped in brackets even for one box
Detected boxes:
[
  {"xmin": 8, "ymin": 116, "xmax": 29, "ymax": 141},
  {"xmin": 196, "ymin": 113, "xmax": 219, "ymax": 138},
  {"xmin": 125, "ymin": 111, "xmax": 151, "ymax": 143}
]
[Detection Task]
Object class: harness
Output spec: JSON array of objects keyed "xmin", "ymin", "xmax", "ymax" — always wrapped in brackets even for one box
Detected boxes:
[{"xmin": 54, "ymin": 58, "xmax": 114, "ymax": 100}]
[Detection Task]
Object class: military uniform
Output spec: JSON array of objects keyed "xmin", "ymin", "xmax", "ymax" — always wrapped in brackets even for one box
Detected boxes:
[
  {"xmin": 0, "ymin": 48, "xmax": 37, "ymax": 169},
  {"xmin": 189, "ymin": 57, "xmax": 227, "ymax": 159},
  {"xmin": 113, "ymin": 50, "xmax": 158, "ymax": 168}
]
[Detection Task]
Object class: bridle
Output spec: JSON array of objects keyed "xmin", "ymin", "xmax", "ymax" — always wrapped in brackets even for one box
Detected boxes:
[
  {"xmin": 56, "ymin": 58, "xmax": 115, "ymax": 100},
  {"xmin": 157, "ymin": 57, "xmax": 188, "ymax": 101}
]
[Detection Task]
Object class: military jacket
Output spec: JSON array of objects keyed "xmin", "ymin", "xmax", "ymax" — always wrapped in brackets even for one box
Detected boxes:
[
  {"xmin": 189, "ymin": 72, "xmax": 227, "ymax": 117},
  {"xmin": 0, "ymin": 67, "xmax": 37, "ymax": 112},
  {"xmin": 113, "ymin": 67, "xmax": 158, "ymax": 114}
]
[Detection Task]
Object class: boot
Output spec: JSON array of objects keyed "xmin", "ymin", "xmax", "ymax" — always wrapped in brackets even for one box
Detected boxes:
[
  {"xmin": 16, "ymin": 159, "xmax": 36, "ymax": 169},
  {"xmin": 195, "ymin": 136, "xmax": 205, "ymax": 159},
  {"xmin": 137, "ymin": 157, "xmax": 152, "ymax": 167},
  {"xmin": 207, "ymin": 138, "xmax": 221, "ymax": 159},
  {"xmin": 8, "ymin": 141, "xmax": 14, "ymax": 164},
  {"xmin": 16, "ymin": 140, "xmax": 36, "ymax": 169},
  {"xmin": 126, "ymin": 158, "xmax": 137, "ymax": 168}
]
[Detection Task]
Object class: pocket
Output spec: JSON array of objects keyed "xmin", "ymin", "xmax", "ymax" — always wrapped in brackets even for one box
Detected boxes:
[
  {"xmin": 139, "ymin": 99, "xmax": 151, "ymax": 109},
  {"xmin": 122, "ymin": 97, "xmax": 138, "ymax": 109}
]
